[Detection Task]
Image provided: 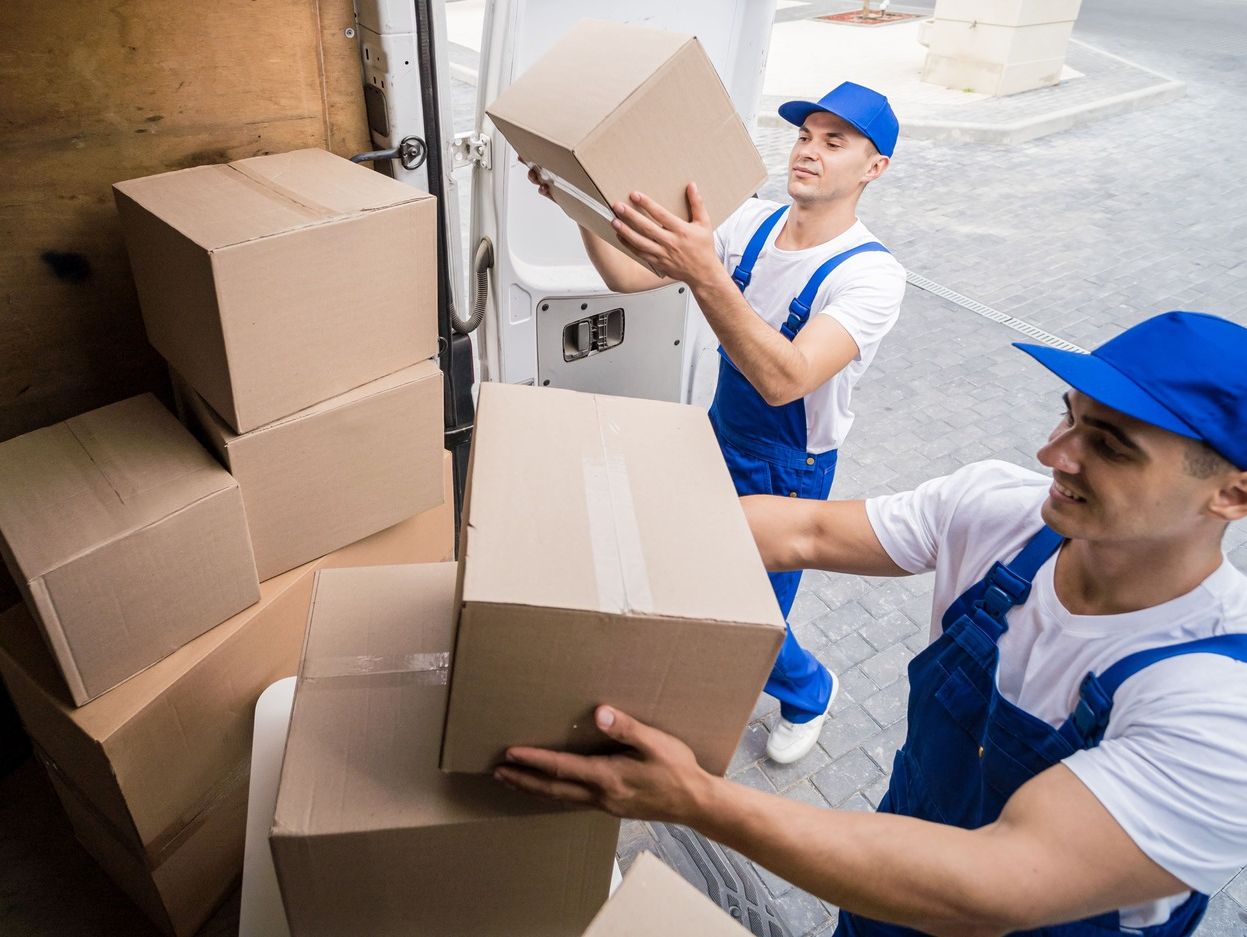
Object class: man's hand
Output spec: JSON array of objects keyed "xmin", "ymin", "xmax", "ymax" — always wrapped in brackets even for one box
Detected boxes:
[
  {"xmin": 611, "ymin": 183, "xmax": 723, "ymax": 288},
  {"xmin": 494, "ymin": 705, "xmax": 718, "ymax": 825},
  {"xmin": 525, "ymin": 162, "xmax": 554, "ymax": 201}
]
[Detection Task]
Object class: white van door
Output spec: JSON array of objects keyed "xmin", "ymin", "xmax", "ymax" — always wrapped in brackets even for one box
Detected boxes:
[
  {"xmin": 355, "ymin": 0, "xmax": 478, "ymax": 501},
  {"xmin": 464, "ymin": 0, "xmax": 777, "ymax": 403}
]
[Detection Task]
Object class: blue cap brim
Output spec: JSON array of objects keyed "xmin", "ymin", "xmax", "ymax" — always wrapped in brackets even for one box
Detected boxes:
[
  {"xmin": 779, "ymin": 99, "xmax": 876, "ymax": 150},
  {"xmin": 1013, "ymin": 342, "xmax": 1202, "ymax": 440}
]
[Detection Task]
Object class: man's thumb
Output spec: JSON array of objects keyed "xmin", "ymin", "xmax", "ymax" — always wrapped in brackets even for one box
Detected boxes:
[
  {"xmin": 596, "ymin": 705, "xmax": 648, "ymax": 750},
  {"xmin": 688, "ymin": 182, "xmax": 709, "ymax": 222}
]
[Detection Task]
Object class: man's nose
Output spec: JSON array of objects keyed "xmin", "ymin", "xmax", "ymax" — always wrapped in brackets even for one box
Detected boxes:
[{"xmin": 1038, "ymin": 431, "xmax": 1080, "ymax": 475}]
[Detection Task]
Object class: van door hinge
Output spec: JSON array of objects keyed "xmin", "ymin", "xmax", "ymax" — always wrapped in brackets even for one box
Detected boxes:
[{"xmin": 450, "ymin": 132, "xmax": 492, "ymax": 171}]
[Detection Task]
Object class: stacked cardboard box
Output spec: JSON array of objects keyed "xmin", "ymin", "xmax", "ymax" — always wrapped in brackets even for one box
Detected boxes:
[
  {"xmin": 580, "ymin": 853, "xmax": 751, "ymax": 936},
  {"xmin": 0, "ymin": 147, "xmax": 450, "ymax": 935},
  {"xmin": 271, "ymin": 563, "xmax": 620, "ymax": 937},
  {"xmin": 118, "ymin": 147, "xmax": 446, "ymax": 574},
  {"xmin": 0, "ymin": 492, "xmax": 453, "ymax": 936},
  {"xmin": 0, "ymin": 394, "xmax": 259, "ymax": 705},
  {"xmin": 441, "ymin": 383, "xmax": 785, "ymax": 776}
]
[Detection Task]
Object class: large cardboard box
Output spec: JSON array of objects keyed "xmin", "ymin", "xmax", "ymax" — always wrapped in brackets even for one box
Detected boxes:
[
  {"xmin": 441, "ymin": 383, "xmax": 785, "ymax": 775},
  {"xmin": 486, "ymin": 19, "xmax": 766, "ymax": 265},
  {"xmin": 0, "ymin": 479, "xmax": 455, "ymax": 937},
  {"xmin": 178, "ymin": 360, "xmax": 444, "ymax": 580},
  {"xmin": 0, "ymin": 394, "xmax": 259, "ymax": 705},
  {"xmin": 114, "ymin": 148, "xmax": 438, "ymax": 433},
  {"xmin": 271, "ymin": 563, "xmax": 619, "ymax": 937},
  {"xmin": 581, "ymin": 853, "xmax": 749, "ymax": 937}
]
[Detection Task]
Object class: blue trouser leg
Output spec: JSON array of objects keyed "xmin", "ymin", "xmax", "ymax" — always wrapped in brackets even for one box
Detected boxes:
[
  {"xmin": 765, "ymin": 618, "xmax": 834, "ymax": 724},
  {"xmin": 715, "ymin": 431, "xmax": 837, "ymax": 724}
]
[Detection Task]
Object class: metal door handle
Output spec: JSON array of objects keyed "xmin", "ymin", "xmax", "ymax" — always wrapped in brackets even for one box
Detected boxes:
[{"xmin": 350, "ymin": 135, "xmax": 427, "ymax": 171}]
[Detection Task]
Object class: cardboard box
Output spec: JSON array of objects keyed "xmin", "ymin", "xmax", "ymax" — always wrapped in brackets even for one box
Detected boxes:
[
  {"xmin": 441, "ymin": 383, "xmax": 785, "ymax": 775},
  {"xmin": 0, "ymin": 393, "xmax": 259, "ymax": 705},
  {"xmin": 0, "ymin": 482, "xmax": 454, "ymax": 937},
  {"xmin": 271, "ymin": 563, "xmax": 619, "ymax": 937},
  {"xmin": 177, "ymin": 360, "xmax": 445, "ymax": 580},
  {"xmin": 114, "ymin": 148, "xmax": 438, "ymax": 433},
  {"xmin": 486, "ymin": 20, "xmax": 766, "ymax": 265},
  {"xmin": 581, "ymin": 853, "xmax": 749, "ymax": 936},
  {"xmin": 45, "ymin": 754, "xmax": 250, "ymax": 937}
]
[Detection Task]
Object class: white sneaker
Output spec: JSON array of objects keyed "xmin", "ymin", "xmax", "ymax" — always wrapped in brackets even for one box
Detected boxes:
[{"xmin": 765, "ymin": 674, "xmax": 839, "ymax": 765}]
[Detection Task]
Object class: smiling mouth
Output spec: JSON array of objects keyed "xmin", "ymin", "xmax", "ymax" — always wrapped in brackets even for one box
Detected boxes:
[
  {"xmin": 792, "ymin": 166, "xmax": 818, "ymax": 177},
  {"xmin": 1052, "ymin": 479, "xmax": 1087, "ymax": 503}
]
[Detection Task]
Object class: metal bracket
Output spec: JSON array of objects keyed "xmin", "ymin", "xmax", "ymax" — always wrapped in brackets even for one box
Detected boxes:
[
  {"xmin": 450, "ymin": 131, "xmax": 492, "ymax": 171},
  {"xmin": 349, "ymin": 135, "xmax": 427, "ymax": 171}
]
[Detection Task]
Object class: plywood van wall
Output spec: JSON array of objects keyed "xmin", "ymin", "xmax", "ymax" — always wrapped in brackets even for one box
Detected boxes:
[{"xmin": 0, "ymin": 0, "xmax": 370, "ymax": 605}]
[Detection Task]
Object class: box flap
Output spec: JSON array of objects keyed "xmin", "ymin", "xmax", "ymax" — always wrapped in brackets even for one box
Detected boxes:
[
  {"xmin": 0, "ymin": 395, "xmax": 238, "ymax": 582},
  {"xmin": 582, "ymin": 853, "xmax": 750, "ymax": 936},
  {"xmin": 273, "ymin": 564, "xmax": 582, "ymax": 837},
  {"xmin": 460, "ymin": 384, "xmax": 781, "ymax": 627},
  {"xmin": 112, "ymin": 149, "xmax": 432, "ymax": 251}
]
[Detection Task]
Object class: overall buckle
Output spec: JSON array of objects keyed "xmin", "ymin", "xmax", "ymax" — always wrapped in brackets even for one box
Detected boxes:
[
  {"xmin": 731, "ymin": 266, "xmax": 751, "ymax": 291},
  {"xmin": 1072, "ymin": 673, "xmax": 1112, "ymax": 745}
]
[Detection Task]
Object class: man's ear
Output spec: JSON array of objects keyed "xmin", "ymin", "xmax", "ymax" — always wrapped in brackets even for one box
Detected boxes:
[
  {"xmin": 864, "ymin": 154, "xmax": 890, "ymax": 185},
  {"xmin": 1208, "ymin": 471, "xmax": 1247, "ymax": 522}
]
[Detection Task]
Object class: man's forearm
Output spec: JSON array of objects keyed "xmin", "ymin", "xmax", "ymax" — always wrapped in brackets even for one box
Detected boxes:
[
  {"xmin": 579, "ymin": 227, "xmax": 671, "ymax": 294},
  {"xmin": 689, "ymin": 779, "xmax": 1022, "ymax": 937},
  {"xmin": 689, "ymin": 269, "xmax": 811, "ymax": 406},
  {"xmin": 742, "ymin": 496, "xmax": 906, "ymax": 577}
]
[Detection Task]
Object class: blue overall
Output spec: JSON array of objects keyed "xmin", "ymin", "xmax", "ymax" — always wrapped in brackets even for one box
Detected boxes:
[
  {"xmin": 837, "ymin": 525, "xmax": 1247, "ymax": 937},
  {"xmin": 708, "ymin": 204, "xmax": 890, "ymax": 723}
]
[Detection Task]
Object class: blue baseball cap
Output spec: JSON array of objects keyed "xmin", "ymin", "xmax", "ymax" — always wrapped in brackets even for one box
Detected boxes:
[
  {"xmin": 778, "ymin": 82, "xmax": 899, "ymax": 157},
  {"xmin": 1015, "ymin": 312, "xmax": 1247, "ymax": 470}
]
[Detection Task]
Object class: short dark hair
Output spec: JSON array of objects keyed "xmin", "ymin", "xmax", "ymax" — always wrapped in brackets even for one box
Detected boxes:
[{"xmin": 1184, "ymin": 439, "xmax": 1234, "ymax": 479}]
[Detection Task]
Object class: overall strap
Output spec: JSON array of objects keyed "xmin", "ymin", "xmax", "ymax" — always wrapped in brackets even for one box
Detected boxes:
[
  {"xmin": 1064, "ymin": 633, "xmax": 1247, "ymax": 749},
  {"xmin": 731, "ymin": 205, "xmax": 789, "ymax": 292},
  {"xmin": 976, "ymin": 525, "xmax": 1064, "ymax": 620},
  {"xmin": 781, "ymin": 242, "xmax": 890, "ymax": 339}
]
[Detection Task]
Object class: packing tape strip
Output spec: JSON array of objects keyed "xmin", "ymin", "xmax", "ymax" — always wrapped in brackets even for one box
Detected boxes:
[
  {"xmin": 224, "ymin": 161, "xmax": 339, "ymax": 222},
  {"xmin": 526, "ymin": 161, "xmax": 614, "ymax": 225},
  {"xmin": 583, "ymin": 408, "xmax": 654, "ymax": 615},
  {"xmin": 301, "ymin": 650, "xmax": 450, "ymax": 683},
  {"xmin": 35, "ymin": 743, "xmax": 250, "ymax": 870}
]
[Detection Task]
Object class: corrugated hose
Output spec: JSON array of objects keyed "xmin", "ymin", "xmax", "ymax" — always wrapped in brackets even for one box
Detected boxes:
[{"xmin": 453, "ymin": 237, "xmax": 493, "ymax": 335}]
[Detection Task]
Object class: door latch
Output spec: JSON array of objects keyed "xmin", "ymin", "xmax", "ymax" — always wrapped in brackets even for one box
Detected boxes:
[
  {"xmin": 450, "ymin": 132, "xmax": 492, "ymax": 171},
  {"xmin": 563, "ymin": 308, "xmax": 625, "ymax": 362},
  {"xmin": 350, "ymin": 135, "xmax": 427, "ymax": 171}
]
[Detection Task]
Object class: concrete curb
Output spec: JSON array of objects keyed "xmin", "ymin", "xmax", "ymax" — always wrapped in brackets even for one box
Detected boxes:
[{"xmin": 758, "ymin": 39, "xmax": 1186, "ymax": 145}]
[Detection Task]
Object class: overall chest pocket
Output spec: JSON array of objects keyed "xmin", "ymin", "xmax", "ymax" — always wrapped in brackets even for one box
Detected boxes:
[{"xmin": 933, "ymin": 665, "xmax": 990, "ymax": 745}]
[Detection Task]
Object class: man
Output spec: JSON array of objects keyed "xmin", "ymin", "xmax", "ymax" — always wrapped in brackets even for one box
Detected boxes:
[
  {"xmin": 528, "ymin": 82, "xmax": 907, "ymax": 764},
  {"xmin": 495, "ymin": 311, "xmax": 1247, "ymax": 936}
]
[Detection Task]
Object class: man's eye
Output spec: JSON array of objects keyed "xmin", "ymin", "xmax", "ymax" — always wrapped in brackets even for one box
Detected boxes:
[
  {"xmin": 1096, "ymin": 438, "xmax": 1127, "ymax": 461},
  {"xmin": 1062, "ymin": 409, "xmax": 1074, "ymax": 426}
]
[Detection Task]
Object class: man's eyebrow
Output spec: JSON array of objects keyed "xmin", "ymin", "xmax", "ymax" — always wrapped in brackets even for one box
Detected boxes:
[
  {"xmin": 1064, "ymin": 392, "xmax": 1144, "ymax": 452},
  {"xmin": 799, "ymin": 127, "xmax": 848, "ymax": 140}
]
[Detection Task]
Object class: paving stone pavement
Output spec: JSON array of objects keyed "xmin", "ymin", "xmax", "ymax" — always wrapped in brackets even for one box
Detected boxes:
[{"xmin": 617, "ymin": 2, "xmax": 1247, "ymax": 934}]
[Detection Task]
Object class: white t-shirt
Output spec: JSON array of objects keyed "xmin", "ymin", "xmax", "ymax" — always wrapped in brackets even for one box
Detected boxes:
[
  {"xmin": 712, "ymin": 198, "xmax": 906, "ymax": 454},
  {"xmin": 865, "ymin": 460, "xmax": 1247, "ymax": 928}
]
